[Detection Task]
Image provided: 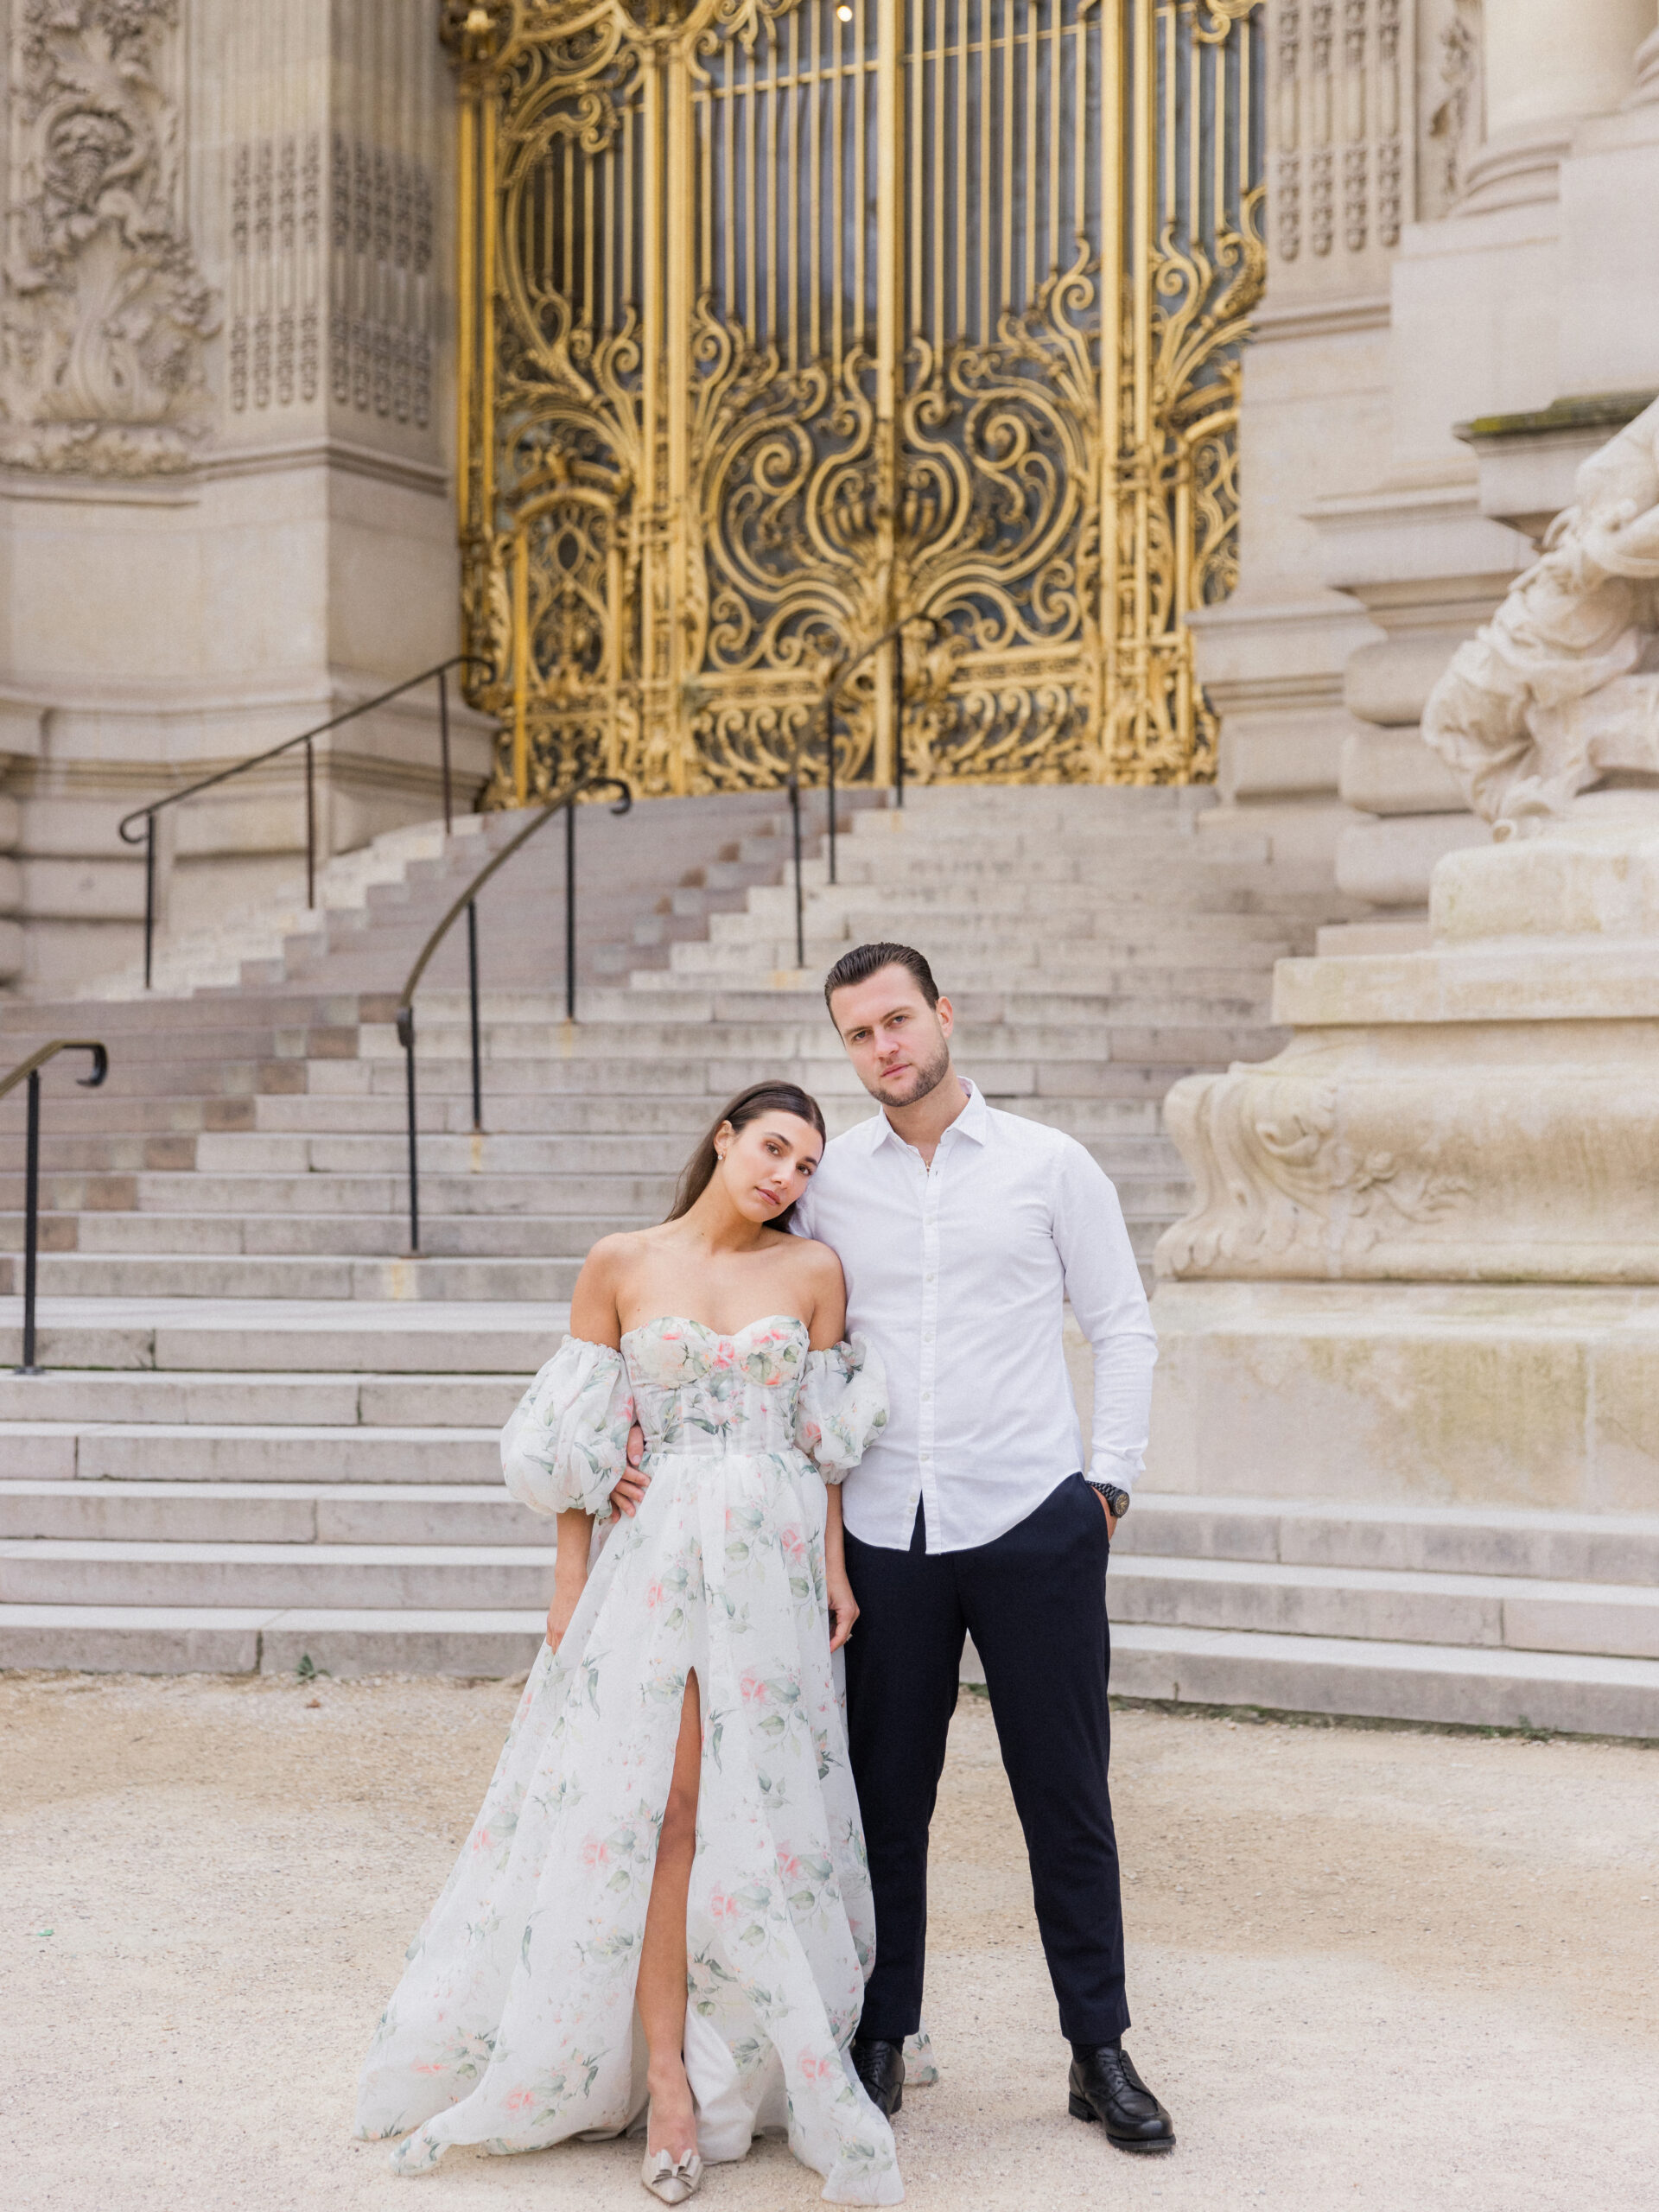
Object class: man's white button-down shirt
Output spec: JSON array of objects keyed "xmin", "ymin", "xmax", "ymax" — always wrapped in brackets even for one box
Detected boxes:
[{"xmin": 791, "ymin": 1078, "xmax": 1158, "ymax": 1554}]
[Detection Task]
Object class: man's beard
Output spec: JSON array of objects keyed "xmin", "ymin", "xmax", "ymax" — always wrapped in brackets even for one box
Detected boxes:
[{"xmin": 869, "ymin": 1032, "xmax": 953, "ymax": 1109}]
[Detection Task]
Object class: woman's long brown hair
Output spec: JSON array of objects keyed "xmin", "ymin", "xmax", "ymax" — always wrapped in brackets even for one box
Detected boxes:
[{"xmin": 666, "ymin": 1080, "xmax": 828, "ymax": 1232}]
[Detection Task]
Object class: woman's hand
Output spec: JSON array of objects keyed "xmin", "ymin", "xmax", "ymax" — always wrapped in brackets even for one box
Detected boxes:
[
  {"xmin": 545, "ymin": 1580, "xmax": 583, "ymax": 1652},
  {"xmin": 826, "ymin": 1562, "xmax": 860, "ymax": 1652},
  {"xmin": 609, "ymin": 1424, "xmax": 650, "ymax": 1517},
  {"xmin": 823, "ymin": 1483, "xmax": 857, "ymax": 1651}
]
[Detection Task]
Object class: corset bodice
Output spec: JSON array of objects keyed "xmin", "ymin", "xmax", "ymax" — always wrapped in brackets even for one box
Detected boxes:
[{"xmin": 622, "ymin": 1313, "xmax": 810, "ymax": 1459}]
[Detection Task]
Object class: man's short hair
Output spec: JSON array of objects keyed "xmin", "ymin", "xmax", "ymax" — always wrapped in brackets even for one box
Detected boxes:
[{"xmin": 823, "ymin": 941, "xmax": 941, "ymax": 1016}]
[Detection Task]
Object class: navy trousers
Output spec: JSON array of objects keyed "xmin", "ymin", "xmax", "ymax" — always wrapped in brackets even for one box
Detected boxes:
[{"xmin": 842, "ymin": 1472, "xmax": 1129, "ymax": 2047}]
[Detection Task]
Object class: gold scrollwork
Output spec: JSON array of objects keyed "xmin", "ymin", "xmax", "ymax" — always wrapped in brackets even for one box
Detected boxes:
[{"xmin": 450, "ymin": 0, "xmax": 1264, "ymax": 802}]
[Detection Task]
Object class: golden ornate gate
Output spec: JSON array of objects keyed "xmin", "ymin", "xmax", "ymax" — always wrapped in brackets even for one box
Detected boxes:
[{"xmin": 442, "ymin": 0, "xmax": 1262, "ymax": 803}]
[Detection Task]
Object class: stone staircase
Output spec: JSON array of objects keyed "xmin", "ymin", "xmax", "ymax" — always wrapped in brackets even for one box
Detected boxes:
[{"xmin": 3, "ymin": 783, "xmax": 1655, "ymax": 1735}]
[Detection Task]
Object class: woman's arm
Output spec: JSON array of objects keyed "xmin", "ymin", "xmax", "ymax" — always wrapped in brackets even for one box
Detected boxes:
[
  {"xmin": 569, "ymin": 1234, "xmax": 628, "ymax": 1349},
  {"xmin": 547, "ymin": 1508, "xmax": 593, "ymax": 1649},
  {"xmin": 802, "ymin": 1240, "xmax": 848, "ymax": 1351},
  {"xmin": 823, "ymin": 1482, "xmax": 858, "ymax": 1652},
  {"xmin": 548, "ymin": 1239, "xmax": 628, "ymax": 1643}
]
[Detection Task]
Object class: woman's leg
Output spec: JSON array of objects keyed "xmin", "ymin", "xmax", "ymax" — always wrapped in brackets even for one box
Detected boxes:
[{"xmin": 639, "ymin": 1669, "xmax": 701, "ymax": 2161}]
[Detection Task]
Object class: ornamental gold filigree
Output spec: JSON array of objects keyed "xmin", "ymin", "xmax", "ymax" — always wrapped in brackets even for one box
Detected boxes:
[{"xmin": 448, "ymin": 0, "xmax": 1263, "ymax": 804}]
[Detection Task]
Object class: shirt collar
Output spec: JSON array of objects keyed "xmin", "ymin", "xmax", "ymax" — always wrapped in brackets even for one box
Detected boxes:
[{"xmin": 867, "ymin": 1074, "xmax": 988, "ymax": 1154}]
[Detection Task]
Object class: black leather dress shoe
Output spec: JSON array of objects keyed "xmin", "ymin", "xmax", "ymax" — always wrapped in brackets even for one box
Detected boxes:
[
  {"xmin": 850, "ymin": 2037, "xmax": 906, "ymax": 2117},
  {"xmin": 1068, "ymin": 2044, "xmax": 1175, "ymax": 2152}
]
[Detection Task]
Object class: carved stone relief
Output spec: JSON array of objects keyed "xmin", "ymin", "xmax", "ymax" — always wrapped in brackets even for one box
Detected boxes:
[
  {"xmin": 1160, "ymin": 1067, "xmax": 1471, "ymax": 1280},
  {"xmin": 1421, "ymin": 0, "xmax": 1482, "ymax": 219},
  {"xmin": 1272, "ymin": 0, "xmax": 1413, "ymax": 283},
  {"xmin": 229, "ymin": 132, "xmax": 321, "ymax": 416},
  {"xmin": 1, "ymin": 0, "xmax": 218, "ymax": 474},
  {"xmin": 330, "ymin": 134, "xmax": 434, "ymax": 432}
]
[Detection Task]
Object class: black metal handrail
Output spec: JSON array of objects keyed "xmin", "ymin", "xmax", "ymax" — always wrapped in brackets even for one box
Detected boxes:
[
  {"xmin": 788, "ymin": 614, "xmax": 942, "ymax": 967},
  {"xmin": 393, "ymin": 776, "xmax": 632, "ymax": 1254},
  {"xmin": 3, "ymin": 1041, "xmax": 109, "ymax": 1375},
  {"xmin": 117, "ymin": 654, "xmax": 488, "ymax": 991}
]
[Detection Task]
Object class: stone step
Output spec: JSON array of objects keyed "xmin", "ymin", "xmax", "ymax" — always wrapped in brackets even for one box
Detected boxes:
[
  {"xmin": 1102, "ymin": 1624, "xmax": 1659, "ymax": 1740},
  {"xmin": 181, "ymin": 1131, "xmax": 708, "ymax": 1176},
  {"xmin": 0, "ymin": 1603, "xmax": 551, "ymax": 1675},
  {"xmin": 0, "ymin": 1367, "xmax": 523, "ymax": 1425},
  {"xmin": 612, "ymin": 985, "xmax": 1278, "ymax": 1027},
  {"xmin": 8, "ymin": 1185, "xmax": 1189, "ymax": 1259},
  {"xmin": 3, "ymin": 1607, "xmax": 1656, "ymax": 1732},
  {"xmin": 359, "ymin": 1017, "xmax": 1133, "ymax": 1060},
  {"xmin": 0, "ymin": 1480, "xmax": 544, "ymax": 1545},
  {"xmin": 359, "ymin": 1018, "xmax": 1282, "ymax": 1069},
  {"xmin": 3, "ymin": 1421, "xmax": 499, "ymax": 1484},
  {"xmin": 1106, "ymin": 1554, "xmax": 1659, "ymax": 1662},
  {"xmin": 668, "ymin": 928, "xmax": 1300, "ymax": 975},
  {"xmin": 8, "ymin": 1252, "xmax": 587, "ymax": 1300},
  {"xmin": 7, "ymin": 1211, "xmax": 648, "ymax": 1260},
  {"xmin": 0, "ymin": 1296, "xmax": 569, "ymax": 1372},
  {"xmin": 1117, "ymin": 1494, "xmax": 1659, "ymax": 1588},
  {"xmin": 11, "ymin": 1166, "xmax": 688, "ymax": 1214},
  {"xmin": 249, "ymin": 1093, "xmax": 722, "ymax": 1136},
  {"xmin": 0, "ymin": 1537, "xmax": 557, "ymax": 1610},
  {"xmin": 732, "ymin": 878, "xmax": 1306, "ymax": 928}
]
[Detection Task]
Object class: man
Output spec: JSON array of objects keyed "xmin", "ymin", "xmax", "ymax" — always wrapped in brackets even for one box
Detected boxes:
[{"xmin": 791, "ymin": 940, "xmax": 1173, "ymax": 2152}]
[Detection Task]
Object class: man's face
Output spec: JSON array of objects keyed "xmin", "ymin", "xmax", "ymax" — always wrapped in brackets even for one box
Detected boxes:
[{"xmin": 828, "ymin": 965, "xmax": 955, "ymax": 1109}]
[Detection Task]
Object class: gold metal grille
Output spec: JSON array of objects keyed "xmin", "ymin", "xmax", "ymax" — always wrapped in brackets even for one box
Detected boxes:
[{"xmin": 444, "ymin": 0, "xmax": 1262, "ymax": 803}]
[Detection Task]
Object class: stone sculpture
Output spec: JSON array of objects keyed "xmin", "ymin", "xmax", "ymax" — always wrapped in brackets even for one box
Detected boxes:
[{"xmin": 1422, "ymin": 393, "xmax": 1659, "ymax": 830}]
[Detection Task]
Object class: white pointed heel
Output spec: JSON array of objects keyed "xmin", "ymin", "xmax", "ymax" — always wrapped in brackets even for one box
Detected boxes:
[{"xmin": 640, "ymin": 2145, "xmax": 704, "ymax": 2203}]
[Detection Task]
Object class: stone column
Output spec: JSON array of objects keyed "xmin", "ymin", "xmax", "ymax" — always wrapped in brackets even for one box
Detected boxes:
[{"xmin": 1464, "ymin": 0, "xmax": 1652, "ymax": 207}]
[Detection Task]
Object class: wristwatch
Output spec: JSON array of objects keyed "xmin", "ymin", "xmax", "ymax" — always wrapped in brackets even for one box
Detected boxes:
[{"xmin": 1087, "ymin": 1480, "xmax": 1130, "ymax": 1519}]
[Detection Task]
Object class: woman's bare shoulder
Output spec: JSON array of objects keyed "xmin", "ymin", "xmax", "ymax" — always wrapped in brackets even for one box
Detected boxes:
[{"xmin": 785, "ymin": 1233, "xmax": 846, "ymax": 1284}]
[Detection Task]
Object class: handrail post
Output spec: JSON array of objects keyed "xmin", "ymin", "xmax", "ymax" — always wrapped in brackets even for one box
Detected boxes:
[
  {"xmin": 19, "ymin": 1068, "xmax": 40, "ymax": 1375},
  {"xmin": 4, "ymin": 1040, "xmax": 106, "ymax": 1375},
  {"xmin": 824, "ymin": 687, "xmax": 838, "ymax": 886},
  {"xmin": 893, "ymin": 627, "xmax": 906, "ymax": 809},
  {"xmin": 304, "ymin": 737, "xmax": 316, "ymax": 909},
  {"xmin": 467, "ymin": 899, "xmax": 482, "ymax": 1133},
  {"xmin": 397, "ymin": 1004, "xmax": 420, "ymax": 1255},
  {"xmin": 142, "ymin": 814, "xmax": 156, "ymax": 991},
  {"xmin": 391, "ymin": 775, "xmax": 630, "ymax": 1230},
  {"xmin": 564, "ymin": 791, "xmax": 577, "ymax": 1021},
  {"xmin": 438, "ymin": 664, "xmax": 453, "ymax": 835},
  {"xmin": 789, "ymin": 774, "xmax": 804, "ymax": 969}
]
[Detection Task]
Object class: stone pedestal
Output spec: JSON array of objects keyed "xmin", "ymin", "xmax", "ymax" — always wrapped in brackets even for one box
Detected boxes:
[
  {"xmin": 0, "ymin": 1, "xmax": 489, "ymax": 996},
  {"xmin": 1150, "ymin": 794, "xmax": 1659, "ymax": 1510}
]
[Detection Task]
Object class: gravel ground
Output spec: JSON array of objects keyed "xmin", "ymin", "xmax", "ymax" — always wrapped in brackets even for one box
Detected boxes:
[{"xmin": 3, "ymin": 1672, "xmax": 1656, "ymax": 2212}]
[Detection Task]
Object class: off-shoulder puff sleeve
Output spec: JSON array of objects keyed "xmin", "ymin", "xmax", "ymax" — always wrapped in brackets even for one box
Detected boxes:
[
  {"xmin": 792, "ymin": 1333, "xmax": 888, "ymax": 1481},
  {"xmin": 501, "ymin": 1338, "xmax": 634, "ymax": 1519}
]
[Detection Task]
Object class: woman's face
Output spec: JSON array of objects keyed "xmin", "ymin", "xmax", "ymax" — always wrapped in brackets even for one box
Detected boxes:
[{"xmin": 715, "ymin": 1111, "xmax": 824, "ymax": 1224}]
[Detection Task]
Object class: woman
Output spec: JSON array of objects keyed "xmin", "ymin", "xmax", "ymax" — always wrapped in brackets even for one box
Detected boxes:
[{"xmin": 355, "ymin": 1081, "xmax": 901, "ymax": 2206}]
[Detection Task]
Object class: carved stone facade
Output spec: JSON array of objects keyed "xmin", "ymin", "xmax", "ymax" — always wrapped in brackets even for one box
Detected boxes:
[
  {"xmin": 0, "ymin": 0, "xmax": 217, "ymax": 475},
  {"xmin": 1268, "ymin": 0, "xmax": 1463, "ymax": 298},
  {"xmin": 1154, "ymin": 60, "xmax": 1659, "ymax": 1517},
  {"xmin": 0, "ymin": 0, "xmax": 474, "ymax": 996}
]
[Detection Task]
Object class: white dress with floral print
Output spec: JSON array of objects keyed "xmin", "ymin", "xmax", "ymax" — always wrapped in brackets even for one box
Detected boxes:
[{"xmin": 354, "ymin": 1316, "xmax": 902, "ymax": 2204}]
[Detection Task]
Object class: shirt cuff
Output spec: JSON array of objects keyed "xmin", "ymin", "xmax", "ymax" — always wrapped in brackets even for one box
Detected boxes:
[{"xmin": 1085, "ymin": 1457, "xmax": 1140, "ymax": 1497}]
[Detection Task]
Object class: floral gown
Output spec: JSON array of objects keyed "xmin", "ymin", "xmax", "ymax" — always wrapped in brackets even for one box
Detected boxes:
[{"xmin": 354, "ymin": 1315, "xmax": 904, "ymax": 2204}]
